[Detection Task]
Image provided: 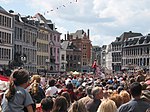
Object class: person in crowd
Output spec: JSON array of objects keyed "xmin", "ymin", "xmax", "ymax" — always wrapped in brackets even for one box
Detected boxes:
[
  {"xmin": 86, "ymin": 86, "xmax": 103, "ymax": 112},
  {"xmin": 45, "ymin": 79, "xmax": 58, "ymax": 97},
  {"xmin": 52, "ymin": 96, "xmax": 68, "ymax": 112},
  {"xmin": 41, "ymin": 97, "xmax": 54, "ymax": 112},
  {"xmin": 119, "ymin": 90, "xmax": 130, "ymax": 104},
  {"xmin": 97, "ymin": 99, "xmax": 117, "ymax": 112},
  {"xmin": 109, "ymin": 93, "xmax": 123, "ymax": 108},
  {"xmin": 61, "ymin": 91, "xmax": 71, "ymax": 109},
  {"xmin": 59, "ymin": 82, "xmax": 77, "ymax": 103},
  {"xmin": 30, "ymin": 75, "xmax": 45, "ymax": 103},
  {"xmin": 75, "ymin": 86, "xmax": 85, "ymax": 100},
  {"xmin": 1, "ymin": 68, "xmax": 34, "ymax": 112},
  {"xmin": 118, "ymin": 82, "xmax": 150, "ymax": 112},
  {"xmin": 136, "ymin": 70, "xmax": 146, "ymax": 82},
  {"xmin": 68, "ymin": 100, "xmax": 88, "ymax": 112},
  {"xmin": 141, "ymin": 90, "xmax": 150, "ymax": 103},
  {"xmin": 78, "ymin": 86, "xmax": 92, "ymax": 105}
]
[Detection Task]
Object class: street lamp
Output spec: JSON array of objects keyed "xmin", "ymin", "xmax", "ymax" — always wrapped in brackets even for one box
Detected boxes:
[
  {"xmin": 78, "ymin": 62, "xmax": 81, "ymax": 72},
  {"xmin": 21, "ymin": 55, "xmax": 26, "ymax": 68}
]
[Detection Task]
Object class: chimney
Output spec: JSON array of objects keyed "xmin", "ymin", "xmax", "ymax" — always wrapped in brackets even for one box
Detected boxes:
[
  {"xmin": 129, "ymin": 31, "xmax": 132, "ymax": 33},
  {"xmin": 67, "ymin": 31, "xmax": 70, "ymax": 40},
  {"xmin": 87, "ymin": 29, "xmax": 90, "ymax": 39},
  {"xmin": 9, "ymin": 10, "xmax": 14, "ymax": 13},
  {"xmin": 64, "ymin": 34, "xmax": 66, "ymax": 40}
]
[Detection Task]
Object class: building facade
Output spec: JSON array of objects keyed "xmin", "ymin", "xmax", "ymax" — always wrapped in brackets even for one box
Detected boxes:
[
  {"xmin": 35, "ymin": 13, "xmax": 61, "ymax": 75},
  {"xmin": 60, "ymin": 40, "xmax": 81, "ymax": 72},
  {"xmin": 0, "ymin": 7, "xmax": 13, "ymax": 70},
  {"xmin": 67, "ymin": 29, "xmax": 92, "ymax": 72},
  {"xmin": 122, "ymin": 34, "xmax": 150, "ymax": 73},
  {"xmin": 100, "ymin": 45, "xmax": 107, "ymax": 72},
  {"xmin": 92, "ymin": 46, "xmax": 101, "ymax": 66},
  {"xmin": 111, "ymin": 31, "xmax": 142, "ymax": 73},
  {"xmin": 105, "ymin": 44, "xmax": 112, "ymax": 74},
  {"xmin": 17, "ymin": 16, "xmax": 37, "ymax": 72}
]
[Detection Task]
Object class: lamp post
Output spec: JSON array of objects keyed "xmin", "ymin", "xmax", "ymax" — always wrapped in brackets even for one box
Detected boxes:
[
  {"xmin": 77, "ymin": 62, "xmax": 81, "ymax": 72},
  {"xmin": 21, "ymin": 55, "xmax": 26, "ymax": 68}
]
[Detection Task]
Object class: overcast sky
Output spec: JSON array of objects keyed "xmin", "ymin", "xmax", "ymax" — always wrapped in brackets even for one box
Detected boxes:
[{"xmin": 1, "ymin": 0, "xmax": 150, "ymax": 46}]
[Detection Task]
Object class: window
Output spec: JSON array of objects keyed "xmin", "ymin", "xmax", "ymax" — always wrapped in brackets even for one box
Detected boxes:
[
  {"xmin": 61, "ymin": 54, "xmax": 64, "ymax": 60},
  {"xmin": 57, "ymin": 36, "xmax": 59, "ymax": 42},
  {"xmin": 57, "ymin": 48, "xmax": 59, "ymax": 54},
  {"xmin": 0, "ymin": 15, "xmax": 1, "ymax": 25},
  {"xmin": 70, "ymin": 55, "xmax": 73, "ymax": 60},
  {"xmin": 74, "ymin": 55, "xmax": 76, "ymax": 60},
  {"xmin": 66, "ymin": 55, "xmax": 69, "ymax": 60},
  {"xmin": 54, "ymin": 48, "xmax": 56, "ymax": 53},
  {"xmin": 54, "ymin": 35, "xmax": 56, "ymax": 41}
]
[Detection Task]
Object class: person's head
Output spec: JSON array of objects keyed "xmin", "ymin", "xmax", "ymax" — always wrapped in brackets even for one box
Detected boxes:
[
  {"xmin": 85, "ymin": 86, "xmax": 92, "ymax": 97},
  {"xmin": 130, "ymin": 82, "xmax": 142, "ymax": 98},
  {"xmin": 129, "ymin": 78, "xmax": 135, "ymax": 84},
  {"xmin": 92, "ymin": 87, "xmax": 103, "ymax": 99},
  {"xmin": 119, "ymin": 90, "xmax": 130, "ymax": 104},
  {"xmin": 49, "ymin": 79, "xmax": 56, "ymax": 87},
  {"xmin": 109, "ymin": 93, "xmax": 123, "ymax": 108},
  {"xmin": 11, "ymin": 68, "xmax": 29, "ymax": 86},
  {"xmin": 6, "ymin": 68, "xmax": 30, "ymax": 100},
  {"xmin": 41, "ymin": 97, "xmax": 54, "ymax": 112},
  {"xmin": 141, "ymin": 90, "xmax": 150, "ymax": 103},
  {"xmin": 31, "ymin": 75, "xmax": 41, "ymax": 83},
  {"xmin": 117, "ymin": 86, "xmax": 124, "ymax": 93},
  {"xmin": 140, "ymin": 82, "xmax": 148, "ymax": 90},
  {"xmin": 66, "ymin": 82, "xmax": 74, "ymax": 91},
  {"xmin": 61, "ymin": 91, "xmax": 71, "ymax": 107},
  {"xmin": 53, "ymin": 96, "xmax": 68, "ymax": 112},
  {"xmin": 97, "ymin": 99, "xmax": 117, "ymax": 112},
  {"xmin": 68, "ymin": 100, "xmax": 88, "ymax": 112}
]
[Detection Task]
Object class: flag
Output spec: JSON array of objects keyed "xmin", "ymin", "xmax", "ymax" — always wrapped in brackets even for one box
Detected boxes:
[{"xmin": 92, "ymin": 60, "xmax": 97, "ymax": 69}]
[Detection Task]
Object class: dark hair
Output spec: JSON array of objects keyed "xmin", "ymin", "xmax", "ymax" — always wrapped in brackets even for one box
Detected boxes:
[
  {"xmin": 41, "ymin": 97, "xmax": 54, "ymax": 111},
  {"xmin": 130, "ymin": 82, "xmax": 142, "ymax": 97},
  {"xmin": 61, "ymin": 91, "xmax": 71, "ymax": 108},
  {"xmin": 86, "ymin": 86, "xmax": 92, "ymax": 96},
  {"xmin": 6, "ymin": 69, "xmax": 29, "ymax": 101},
  {"xmin": 53, "ymin": 96, "xmax": 68, "ymax": 112},
  {"xmin": 66, "ymin": 83, "xmax": 73, "ymax": 91},
  {"xmin": 49, "ymin": 79, "xmax": 55, "ymax": 87}
]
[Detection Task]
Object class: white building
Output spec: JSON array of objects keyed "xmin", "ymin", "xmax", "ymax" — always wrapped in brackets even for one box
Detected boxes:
[
  {"xmin": 60, "ymin": 40, "xmax": 68, "ymax": 72},
  {"xmin": 105, "ymin": 44, "xmax": 112, "ymax": 73},
  {"xmin": 0, "ymin": 6, "xmax": 13, "ymax": 67}
]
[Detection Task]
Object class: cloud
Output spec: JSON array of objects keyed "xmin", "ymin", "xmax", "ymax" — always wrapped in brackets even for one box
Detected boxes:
[
  {"xmin": 0, "ymin": 0, "xmax": 13, "ymax": 4},
  {"xmin": 22, "ymin": 0, "xmax": 150, "ymax": 46}
]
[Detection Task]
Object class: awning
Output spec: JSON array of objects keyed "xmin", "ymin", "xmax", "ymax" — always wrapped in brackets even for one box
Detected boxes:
[{"xmin": 0, "ymin": 75, "xmax": 9, "ymax": 82}]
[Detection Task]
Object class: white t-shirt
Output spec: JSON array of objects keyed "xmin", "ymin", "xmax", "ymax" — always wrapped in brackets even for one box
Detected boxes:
[{"xmin": 45, "ymin": 86, "xmax": 58, "ymax": 96}]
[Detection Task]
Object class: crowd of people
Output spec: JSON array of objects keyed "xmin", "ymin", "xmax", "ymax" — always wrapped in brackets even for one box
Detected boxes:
[{"xmin": 0, "ymin": 68, "xmax": 150, "ymax": 112}]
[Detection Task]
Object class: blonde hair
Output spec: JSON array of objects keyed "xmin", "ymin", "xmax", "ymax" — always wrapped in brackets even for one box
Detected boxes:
[
  {"xmin": 109, "ymin": 93, "xmax": 123, "ymax": 108},
  {"xmin": 31, "ymin": 75, "xmax": 41, "ymax": 83},
  {"xmin": 119, "ymin": 90, "xmax": 130, "ymax": 104},
  {"xmin": 68, "ymin": 100, "xmax": 88, "ymax": 112},
  {"xmin": 30, "ymin": 75, "xmax": 41, "ymax": 95},
  {"xmin": 97, "ymin": 99, "xmax": 117, "ymax": 112}
]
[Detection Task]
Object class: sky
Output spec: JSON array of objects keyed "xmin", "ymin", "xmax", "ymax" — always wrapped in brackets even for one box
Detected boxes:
[{"xmin": 1, "ymin": 0, "xmax": 150, "ymax": 46}]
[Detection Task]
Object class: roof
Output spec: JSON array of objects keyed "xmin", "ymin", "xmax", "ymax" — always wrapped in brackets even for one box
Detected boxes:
[
  {"xmin": 61, "ymin": 41, "xmax": 69, "ymax": 50},
  {"xmin": 123, "ymin": 35, "xmax": 150, "ymax": 47},
  {"xmin": 70, "ymin": 30, "xmax": 85, "ymax": 39},
  {"xmin": 120, "ymin": 31, "xmax": 143, "ymax": 41},
  {"xmin": 0, "ymin": 6, "xmax": 7, "ymax": 13}
]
